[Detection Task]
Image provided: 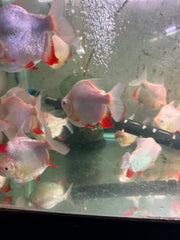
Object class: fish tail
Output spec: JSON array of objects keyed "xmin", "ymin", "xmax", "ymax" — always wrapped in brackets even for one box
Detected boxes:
[
  {"xmin": 49, "ymin": 0, "xmax": 76, "ymax": 45},
  {"xmin": 45, "ymin": 125, "xmax": 70, "ymax": 155},
  {"xmin": 63, "ymin": 183, "xmax": 74, "ymax": 206},
  {"xmin": 108, "ymin": 82, "xmax": 126, "ymax": 122},
  {"xmin": 35, "ymin": 93, "xmax": 70, "ymax": 155},
  {"xmin": 128, "ymin": 69, "xmax": 147, "ymax": 86},
  {"xmin": 121, "ymin": 152, "xmax": 131, "ymax": 169}
]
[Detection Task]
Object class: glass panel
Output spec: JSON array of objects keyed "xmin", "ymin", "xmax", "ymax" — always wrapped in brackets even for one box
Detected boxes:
[{"xmin": 0, "ymin": 0, "xmax": 180, "ymax": 219}]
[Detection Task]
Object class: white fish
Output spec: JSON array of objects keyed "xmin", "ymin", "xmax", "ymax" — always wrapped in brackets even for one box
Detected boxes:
[
  {"xmin": 121, "ymin": 138, "xmax": 162, "ymax": 178},
  {"xmin": 29, "ymin": 180, "xmax": 73, "ymax": 209}
]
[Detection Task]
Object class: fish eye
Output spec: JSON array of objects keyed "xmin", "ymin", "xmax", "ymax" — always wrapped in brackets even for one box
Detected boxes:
[
  {"xmin": 4, "ymin": 167, "xmax": 9, "ymax": 171},
  {"xmin": 62, "ymin": 100, "xmax": 66, "ymax": 105}
]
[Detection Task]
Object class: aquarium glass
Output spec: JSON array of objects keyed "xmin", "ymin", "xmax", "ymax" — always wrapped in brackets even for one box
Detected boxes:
[{"xmin": 0, "ymin": 0, "xmax": 180, "ymax": 220}]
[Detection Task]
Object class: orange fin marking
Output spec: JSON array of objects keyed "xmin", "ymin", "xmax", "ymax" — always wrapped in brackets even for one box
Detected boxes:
[
  {"xmin": 126, "ymin": 168, "xmax": 135, "ymax": 178},
  {"xmin": 132, "ymin": 88, "xmax": 139, "ymax": 99},
  {"xmin": 43, "ymin": 40, "xmax": 59, "ymax": 65},
  {"xmin": 0, "ymin": 143, "xmax": 8, "ymax": 153},
  {"xmin": 99, "ymin": 111, "xmax": 114, "ymax": 128},
  {"xmin": 32, "ymin": 122, "xmax": 44, "ymax": 135},
  {"xmin": 0, "ymin": 180, "xmax": 12, "ymax": 193},
  {"xmin": 25, "ymin": 61, "xmax": 38, "ymax": 70}
]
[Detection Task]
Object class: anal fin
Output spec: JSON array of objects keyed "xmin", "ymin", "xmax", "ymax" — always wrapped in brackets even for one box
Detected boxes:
[
  {"xmin": 43, "ymin": 33, "xmax": 59, "ymax": 66},
  {"xmin": 99, "ymin": 111, "xmax": 113, "ymax": 128}
]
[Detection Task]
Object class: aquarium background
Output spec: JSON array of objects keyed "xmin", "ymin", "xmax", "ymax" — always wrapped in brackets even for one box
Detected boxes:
[{"xmin": 0, "ymin": 0, "xmax": 180, "ymax": 219}]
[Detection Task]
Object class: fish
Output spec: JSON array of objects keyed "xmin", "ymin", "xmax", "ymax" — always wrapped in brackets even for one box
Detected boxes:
[
  {"xmin": 153, "ymin": 101, "xmax": 180, "ymax": 132},
  {"xmin": 61, "ymin": 79, "xmax": 126, "ymax": 128},
  {"xmin": 0, "ymin": 119, "xmax": 9, "ymax": 133},
  {"xmin": 129, "ymin": 70, "xmax": 166, "ymax": 109},
  {"xmin": 0, "ymin": 118, "xmax": 70, "ymax": 183},
  {"xmin": 0, "ymin": 95, "xmax": 41, "ymax": 138},
  {"xmin": 0, "ymin": 0, "xmax": 76, "ymax": 72},
  {"xmin": 115, "ymin": 129, "xmax": 137, "ymax": 147},
  {"xmin": 29, "ymin": 180, "xmax": 73, "ymax": 209},
  {"xmin": 121, "ymin": 138, "xmax": 162, "ymax": 178},
  {"xmin": 50, "ymin": 35, "xmax": 73, "ymax": 69},
  {"xmin": 0, "ymin": 178, "xmax": 11, "ymax": 193},
  {"xmin": 32, "ymin": 112, "xmax": 73, "ymax": 140},
  {"xmin": 1, "ymin": 80, "xmax": 37, "ymax": 106}
]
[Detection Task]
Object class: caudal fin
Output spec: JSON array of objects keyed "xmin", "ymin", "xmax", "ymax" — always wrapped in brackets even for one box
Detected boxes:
[
  {"xmin": 108, "ymin": 82, "xmax": 126, "ymax": 122},
  {"xmin": 35, "ymin": 94, "xmax": 70, "ymax": 155},
  {"xmin": 49, "ymin": 0, "xmax": 76, "ymax": 45},
  {"xmin": 128, "ymin": 69, "xmax": 147, "ymax": 86},
  {"xmin": 121, "ymin": 152, "xmax": 131, "ymax": 169}
]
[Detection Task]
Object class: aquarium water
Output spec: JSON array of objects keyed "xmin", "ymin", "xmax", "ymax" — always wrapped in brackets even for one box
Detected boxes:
[{"xmin": 0, "ymin": 0, "xmax": 179, "ymax": 220}]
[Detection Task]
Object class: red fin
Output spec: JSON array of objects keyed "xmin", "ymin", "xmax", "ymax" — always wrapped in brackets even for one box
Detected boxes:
[
  {"xmin": 33, "ymin": 204, "xmax": 39, "ymax": 209},
  {"xmin": 99, "ymin": 111, "xmax": 113, "ymax": 128},
  {"xmin": 35, "ymin": 175, "xmax": 41, "ymax": 182},
  {"xmin": 59, "ymin": 178, "xmax": 66, "ymax": 185},
  {"xmin": 137, "ymin": 171, "xmax": 143, "ymax": 176},
  {"xmin": 25, "ymin": 61, "xmax": 38, "ymax": 70},
  {"xmin": 84, "ymin": 124, "xmax": 95, "ymax": 128},
  {"xmin": 175, "ymin": 171, "xmax": 180, "ymax": 181},
  {"xmin": 173, "ymin": 202, "xmax": 180, "ymax": 214},
  {"xmin": 133, "ymin": 206, "xmax": 139, "ymax": 211},
  {"xmin": 0, "ymin": 143, "xmax": 8, "ymax": 153},
  {"xmin": 132, "ymin": 88, "xmax": 139, "ymax": 99},
  {"xmin": 32, "ymin": 122, "xmax": 44, "ymax": 135},
  {"xmin": 0, "ymin": 180, "xmax": 11, "ymax": 193},
  {"xmin": 124, "ymin": 210, "xmax": 132, "ymax": 216},
  {"xmin": 1, "ymin": 196, "xmax": 13, "ymax": 205},
  {"xmin": 58, "ymin": 135, "xmax": 66, "ymax": 141},
  {"xmin": 67, "ymin": 49, "xmax": 73, "ymax": 59},
  {"xmin": 126, "ymin": 168, "xmax": 135, "ymax": 178},
  {"xmin": 48, "ymin": 155, "xmax": 58, "ymax": 168},
  {"xmin": 138, "ymin": 101, "xmax": 143, "ymax": 106},
  {"xmin": 10, "ymin": 59, "xmax": 16, "ymax": 63},
  {"xmin": 43, "ymin": 39, "xmax": 59, "ymax": 65}
]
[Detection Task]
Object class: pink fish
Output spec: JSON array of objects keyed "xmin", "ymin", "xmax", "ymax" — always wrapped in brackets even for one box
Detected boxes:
[
  {"xmin": 0, "ymin": 95, "xmax": 41, "ymax": 138},
  {"xmin": 61, "ymin": 79, "xmax": 126, "ymax": 128},
  {"xmin": 129, "ymin": 71, "xmax": 166, "ymax": 109},
  {"xmin": 0, "ymin": 125, "xmax": 69, "ymax": 183},
  {"xmin": 1, "ymin": 80, "xmax": 36, "ymax": 106},
  {"xmin": 153, "ymin": 101, "xmax": 180, "ymax": 132},
  {"xmin": 0, "ymin": 0, "xmax": 76, "ymax": 72},
  {"xmin": 121, "ymin": 138, "xmax": 161, "ymax": 178}
]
